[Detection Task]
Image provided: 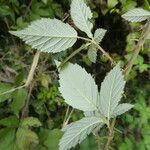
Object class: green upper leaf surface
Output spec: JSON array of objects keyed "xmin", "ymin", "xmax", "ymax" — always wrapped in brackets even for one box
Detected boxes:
[
  {"xmin": 59, "ymin": 117, "xmax": 103, "ymax": 150},
  {"xmin": 71, "ymin": 0, "xmax": 93, "ymax": 38},
  {"xmin": 21, "ymin": 117, "xmax": 42, "ymax": 128},
  {"xmin": 10, "ymin": 18, "xmax": 77, "ymax": 53},
  {"xmin": 11, "ymin": 88, "xmax": 28, "ymax": 116},
  {"xmin": 58, "ymin": 62, "xmax": 98, "ymax": 111},
  {"xmin": 99, "ymin": 64, "xmax": 125, "ymax": 120},
  {"xmin": 122, "ymin": 8, "xmax": 150, "ymax": 22},
  {"xmin": 0, "ymin": 116, "xmax": 19, "ymax": 127}
]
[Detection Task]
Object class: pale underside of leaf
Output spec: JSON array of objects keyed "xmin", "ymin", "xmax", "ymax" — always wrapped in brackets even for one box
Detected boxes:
[
  {"xmin": 71, "ymin": 0, "xmax": 93, "ymax": 38},
  {"xmin": 59, "ymin": 117, "xmax": 103, "ymax": 150},
  {"xmin": 94, "ymin": 28, "xmax": 107, "ymax": 43},
  {"xmin": 87, "ymin": 45, "xmax": 97, "ymax": 63},
  {"xmin": 99, "ymin": 64, "xmax": 125, "ymax": 120},
  {"xmin": 112, "ymin": 103, "xmax": 134, "ymax": 117},
  {"xmin": 10, "ymin": 18, "xmax": 77, "ymax": 53},
  {"xmin": 58, "ymin": 63, "xmax": 98, "ymax": 111},
  {"xmin": 122, "ymin": 8, "xmax": 150, "ymax": 22}
]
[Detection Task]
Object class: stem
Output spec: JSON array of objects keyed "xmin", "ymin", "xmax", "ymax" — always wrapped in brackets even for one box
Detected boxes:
[
  {"xmin": 78, "ymin": 36, "xmax": 116, "ymax": 65},
  {"xmin": 58, "ymin": 43, "xmax": 90, "ymax": 68},
  {"xmin": 92, "ymin": 41, "xmax": 116, "ymax": 65},
  {"xmin": 124, "ymin": 18, "xmax": 150, "ymax": 77},
  {"xmin": 104, "ymin": 119, "xmax": 116, "ymax": 150},
  {"xmin": 21, "ymin": 84, "xmax": 33, "ymax": 118},
  {"xmin": 63, "ymin": 109, "xmax": 74, "ymax": 127},
  {"xmin": 95, "ymin": 132, "xmax": 101, "ymax": 150},
  {"xmin": 62, "ymin": 106, "xmax": 70, "ymax": 127},
  {"xmin": 25, "ymin": 51, "xmax": 40, "ymax": 87},
  {"xmin": 0, "ymin": 85, "xmax": 25, "ymax": 96},
  {"xmin": 0, "ymin": 52, "xmax": 40, "ymax": 96},
  {"xmin": 103, "ymin": 18, "xmax": 150, "ymax": 149}
]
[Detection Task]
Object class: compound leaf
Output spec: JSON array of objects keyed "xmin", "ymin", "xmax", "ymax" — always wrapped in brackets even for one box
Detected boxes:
[
  {"xmin": 122, "ymin": 8, "xmax": 150, "ymax": 22},
  {"xmin": 10, "ymin": 18, "xmax": 77, "ymax": 53},
  {"xmin": 112, "ymin": 103, "xmax": 134, "ymax": 117},
  {"xmin": 59, "ymin": 117, "xmax": 103, "ymax": 150},
  {"xmin": 58, "ymin": 63, "xmax": 98, "ymax": 111},
  {"xmin": 71, "ymin": 0, "xmax": 93, "ymax": 38},
  {"xmin": 99, "ymin": 64, "xmax": 125, "ymax": 120}
]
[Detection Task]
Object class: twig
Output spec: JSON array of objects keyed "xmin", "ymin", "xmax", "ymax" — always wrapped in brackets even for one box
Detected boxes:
[
  {"xmin": 63, "ymin": 106, "xmax": 70, "ymax": 127},
  {"xmin": 63, "ymin": 108, "xmax": 74, "ymax": 127},
  {"xmin": 21, "ymin": 84, "xmax": 34, "ymax": 118},
  {"xmin": 0, "ymin": 51, "xmax": 40, "ymax": 96},
  {"xmin": 93, "ymin": 42, "xmax": 116, "ymax": 65},
  {"xmin": 104, "ymin": 119, "xmax": 116, "ymax": 150},
  {"xmin": 78, "ymin": 36, "xmax": 116, "ymax": 65},
  {"xmin": 95, "ymin": 132, "xmax": 101, "ymax": 150},
  {"xmin": 58, "ymin": 43, "xmax": 90, "ymax": 68},
  {"xmin": 25, "ymin": 51, "xmax": 40, "ymax": 87},
  {"xmin": 23, "ymin": 0, "xmax": 33, "ymax": 19},
  {"xmin": 124, "ymin": 18, "xmax": 150, "ymax": 77}
]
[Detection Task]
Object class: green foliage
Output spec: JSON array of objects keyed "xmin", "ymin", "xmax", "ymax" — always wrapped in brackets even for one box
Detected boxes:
[{"xmin": 0, "ymin": 0, "xmax": 149, "ymax": 149}]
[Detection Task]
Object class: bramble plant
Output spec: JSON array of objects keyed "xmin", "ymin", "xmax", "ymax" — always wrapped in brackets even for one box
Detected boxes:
[{"xmin": 7, "ymin": 0, "xmax": 150, "ymax": 149}]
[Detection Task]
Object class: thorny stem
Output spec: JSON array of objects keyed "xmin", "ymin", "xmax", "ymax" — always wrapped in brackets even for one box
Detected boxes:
[
  {"xmin": 124, "ymin": 18, "xmax": 150, "ymax": 77},
  {"xmin": 104, "ymin": 18, "xmax": 150, "ymax": 150}
]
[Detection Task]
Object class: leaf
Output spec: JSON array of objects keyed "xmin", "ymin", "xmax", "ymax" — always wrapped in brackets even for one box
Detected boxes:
[
  {"xmin": 122, "ymin": 8, "xmax": 150, "ymax": 22},
  {"xmin": 43, "ymin": 129, "xmax": 62, "ymax": 150},
  {"xmin": 0, "ymin": 128, "xmax": 19, "ymax": 150},
  {"xmin": 0, "ymin": 83, "xmax": 13, "ymax": 102},
  {"xmin": 11, "ymin": 88, "xmax": 28, "ymax": 116},
  {"xmin": 87, "ymin": 45, "xmax": 97, "ymax": 63},
  {"xmin": 94, "ymin": 28, "xmax": 107, "ymax": 44},
  {"xmin": 21, "ymin": 117, "xmax": 42, "ymax": 128},
  {"xmin": 0, "ymin": 116, "xmax": 19, "ymax": 127},
  {"xmin": 108, "ymin": 0, "xmax": 119, "ymax": 8},
  {"xmin": 59, "ymin": 117, "xmax": 103, "ymax": 150},
  {"xmin": 112, "ymin": 103, "xmax": 134, "ymax": 117},
  {"xmin": 71, "ymin": 0, "xmax": 93, "ymax": 38},
  {"xmin": 10, "ymin": 18, "xmax": 77, "ymax": 53},
  {"xmin": 99, "ymin": 63, "xmax": 125, "ymax": 120},
  {"xmin": 58, "ymin": 62, "xmax": 98, "ymax": 111},
  {"xmin": 16, "ymin": 128, "xmax": 39, "ymax": 150}
]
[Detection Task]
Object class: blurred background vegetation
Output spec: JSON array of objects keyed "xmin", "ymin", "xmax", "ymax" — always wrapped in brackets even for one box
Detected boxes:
[{"xmin": 0, "ymin": 0, "xmax": 150, "ymax": 149}]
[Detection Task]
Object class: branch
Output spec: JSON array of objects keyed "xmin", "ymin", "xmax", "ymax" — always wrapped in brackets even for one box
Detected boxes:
[
  {"xmin": 58, "ymin": 43, "xmax": 90, "ymax": 68},
  {"xmin": 0, "ymin": 51, "xmax": 40, "ymax": 96},
  {"xmin": 104, "ymin": 119, "xmax": 116, "ymax": 150},
  {"xmin": 124, "ymin": 18, "xmax": 150, "ymax": 77},
  {"xmin": 25, "ymin": 51, "xmax": 40, "ymax": 87}
]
